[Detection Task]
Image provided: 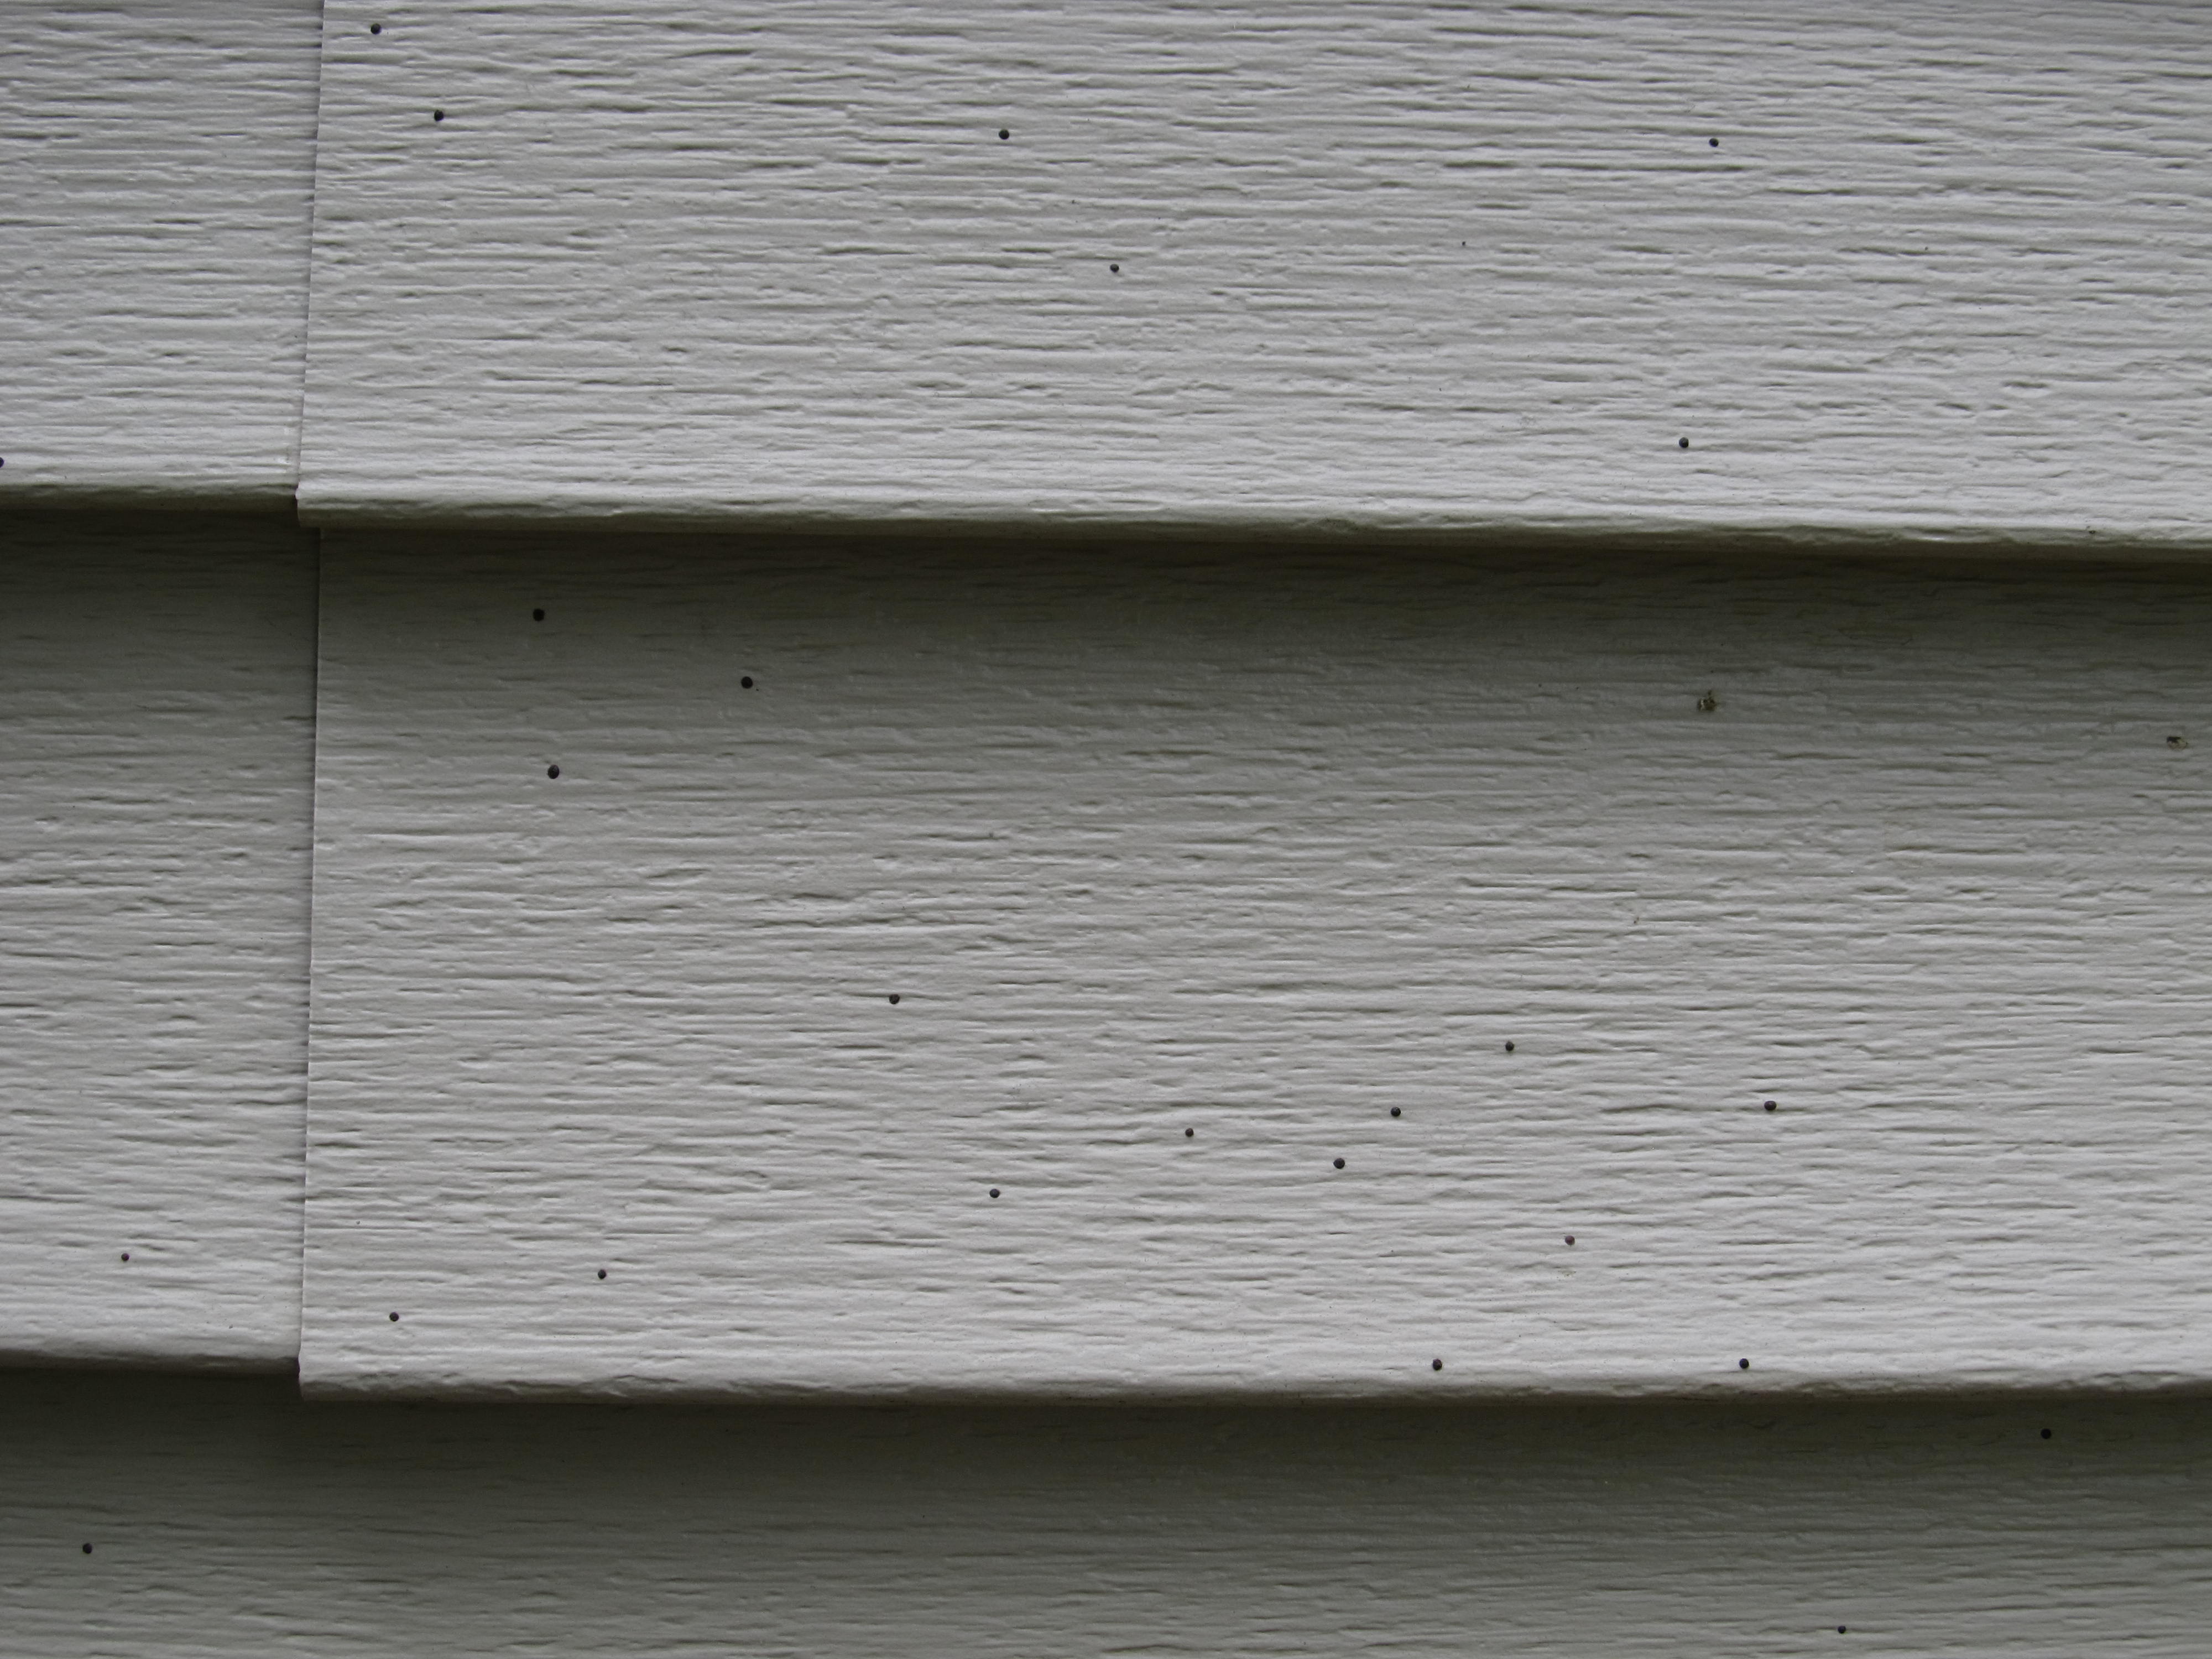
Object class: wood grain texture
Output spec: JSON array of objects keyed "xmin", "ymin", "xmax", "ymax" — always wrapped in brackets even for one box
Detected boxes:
[
  {"xmin": 0, "ymin": 1, "xmax": 324, "ymax": 512},
  {"xmin": 305, "ymin": 533, "xmax": 2212, "ymax": 1399},
  {"xmin": 296, "ymin": 1, "xmax": 2212, "ymax": 546},
  {"xmin": 7, "ymin": 1371, "xmax": 2210, "ymax": 1657},
  {"xmin": 0, "ymin": 517, "xmax": 317, "ymax": 1367}
]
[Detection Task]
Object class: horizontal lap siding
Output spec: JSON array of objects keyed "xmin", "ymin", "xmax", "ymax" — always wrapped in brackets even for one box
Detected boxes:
[
  {"xmin": 0, "ymin": 517, "xmax": 317, "ymax": 1366},
  {"xmin": 8, "ymin": 1374, "xmax": 2212, "ymax": 1657},
  {"xmin": 304, "ymin": 533, "xmax": 2212, "ymax": 1397},
  {"xmin": 299, "ymin": 1, "xmax": 2212, "ymax": 545},
  {"xmin": 7, "ymin": 7, "xmax": 2212, "ymax": 1652},
  {"xmin": 0, "ymin": 1, "xmax": 324, "ymax": 510}
]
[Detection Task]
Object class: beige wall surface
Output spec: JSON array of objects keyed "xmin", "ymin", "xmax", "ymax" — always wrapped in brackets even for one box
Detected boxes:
[{"xmin": 8, "ymin": 1373, "xmax": 2212, "ymax": 1657}]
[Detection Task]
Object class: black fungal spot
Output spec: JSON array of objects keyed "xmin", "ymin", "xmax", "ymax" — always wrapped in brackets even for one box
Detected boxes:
[
  {"xmin": 120, "ymin": 1252, "xmax": 129, "ymax": 1261},
  {"xmin": 1390, "ymin": 1107, "xmax": 1401, "ymax": 1118},
  {"xmin": 1708, "ymin": 136, "xmax": 1719, "ymax": 147},
  {"xmin": 1432, "ymin": 1358, "xmax": 1443, "ymax": 1370},
  {"xmin": 1333, "ymin": 1157, "xmax": 1345, "ymax": 1170},
  {"xmin": 370, "ymin": 22, "xmax": 382, "ymax": 34},
  {"xmin": 546, "ymin": 764, "xmax": 560, "ymax": 779},
  {"xmin": 1838, "ymin": 1628, "xmax": 1848, "ymax": 1635},
  {"xmin": 740, "ymin": 676, "xmax": 754, "ymax": 689},
  {"xmin": 1739, "ymin": 1358, "xmax": 1750, "ymax": 1370},
  {"xmin": 389, "ymin": 1312, "xmax": 400, "ymax": 1322},
  {"xmin": 1565, "ymin": 1234, "xmax": 1575, "ymax": 1245},
  {"xmin": 888, "ymin": 993, "xmax": 900, "ymax": 1004},
  {"xmin": 1504, "ymin": 1041, "xmax": 1515, "ymax": 1053},
  {"xmin": 1185, "ymin": 1127, "xmax": 1194, "ymax": 1138},
  {"xmin": 2041, "ymin": 1427, "xmax": 2053, "ymax": 1438},
  {"xmin": 597, "ymin": 1269, "xmax": 607, "ymax": 1280},
  {"xmin": 1678, "ymin": 436, "xmax": 1690, "ymax": 448},
  {"xmin": 988, "ymin": 1187, "xmax": 1000, "ymax": 1198},
  {"xmin": 433, "ymin": 109, "xmax": 445, "ymax": 122},
  {"xmin": 82, "ymin": 1543, "xmax": 92, "ymax": 1554},
  {"xmin": 1764, "ymin": 1099, "xmax": 1777, "ymax": 1112},
  {"xmin": 1109, "ymin": 263, "xmax": 1119, "ymax": 273},
  {"xmin": 531, "ymin": 608, "xmax": 544, "ymax": 621},
  {"xmin": 998, "ymin": 128, "xmax": 1010, "ymax": 140}
]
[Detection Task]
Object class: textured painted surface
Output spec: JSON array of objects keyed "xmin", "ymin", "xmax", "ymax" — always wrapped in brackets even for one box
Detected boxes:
[
  {"xmin": 6, "ymin": 1372, "xmax": 2210, "ymax": 1656},
  {"xmin": 0, "ymin": 517, "xmax": 317, "ymax": 1366},
  {"xmin": 299, "ymin": 2, "xmax": 2211, "ymax": 544},
  {"xmin": 305, "ymin": 534, "xmax": 2212, "ymax": 1398},
  {"xmin": 0, "ymin": 1, "xmax": 325, "ymax": 510}
]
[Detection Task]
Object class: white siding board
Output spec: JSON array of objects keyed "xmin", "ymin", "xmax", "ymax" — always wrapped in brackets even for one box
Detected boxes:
[
  {"xmin": 7, "ymin": 1373, "xmax": 2212, "ymax": 1657},
  {"xmin": 298, "ymin": 2, "xmax": 2212, "ymax": 546},
  {"xmin": 305, "ymin": 533, "xmax": 2212, "ymax": 1399},
  {"xmin": 0, "ymin": 517, "xmax": 317, "ymax": 1367},
  {"xmin": 0, "ymin": 2, "xmax": 325, "ymax": 511}
]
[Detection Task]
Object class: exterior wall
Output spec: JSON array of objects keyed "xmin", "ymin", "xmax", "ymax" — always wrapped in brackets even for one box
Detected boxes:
[
  {"xmin": 297, "ymin": 2, "xmax": 2212, "ymax": 549},
  {"xmin": 302, "ymin": 532, "xmax": 2212, "ymax": 1399},
  {"xmin": 5, "ymin": 5, "xmax": 2212, "ymax": 1651},
  {"xmin": 0, "ymin": 1, "xmax": 323, "ymax": 510},
  {"xmin": 0, "ymin": 517, "xmax": 317, "ymax": 1368},
  {"xmin": 9, "ymin": 1371, "xmax": 2212, "ymax": 1656}
]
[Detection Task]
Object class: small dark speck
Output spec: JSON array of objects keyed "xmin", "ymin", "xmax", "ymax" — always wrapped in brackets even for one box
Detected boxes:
[
  {"xmin": 1432, "ymin": 1358, "xmax": 1443, "ymax": 1371},
  {"xmin": 1708, "ymin": 136, "xmax": 1719, "ymax": 147},
  {"xmin": 432, "ymin": 109, "xmax": 445, "ymax": 122},
  {"xmin": 1838, "ymin": 1628, "xmax": 1848, "ymax": 1636},
  {"xmin": 888, "ymin": 993, "xmax": 900, "ymax": 1004},
  {"xmin": 998, "ymin": 127, "xmax": 1010, "ymax": 140},
  {"xmin": 1739, "ymin": 1358, "xmax": 1750, "ymax": 1370},
  {"xmin": 1698, "ymin": 691, "xmax": 1719, "ymax": 713},
  {"xmin": 1565, "ymin": 1234, "xmax": 1575, "ymax": 1245},
  {"xmin": 370, "ymin": 22, "xmax": 382, "ymax": 34},
  {"xmin": 1504, "ymin": 1041, "xmax": 1515, "ymax": 1053},
  {"xmin": 2041, "ymin": 1427, "xmax": 2053, "ymax": 1438},
  {"xmin": 1184, "ymin": 1127, "xmax": 1194, "ymax": 1138},
  {"xmin": 1333, "ymin": 1157, "xmax": 1345, "ymax": 1170},
  {"xmin": 2168, "ymin": 734, "xmax": 2188, "ymax": 749},
  {"xmin": 1678, "ymin": 436, "xmax": 1691, "ymax": 448},
  {"xmin": 546, "ymin": 764, "xmax": 560, "ymax": 779},
  {"xmin": 82, "ymin": 1543, "xmax": 92, "ymax": 1554},
  {"xmin": 1764, "ymin": 1099, "xmax": 1777, "ymax": 1112},
  {"xmin": 1109, "ymin": 263, "xmax": 1119, "ymax": 273},
  {"xmin": 740, "ymin": 676, "xmax": 754, "ymax": 689},
  {"xmin": 988, "ymin": 1187, "xmax": 1000, "ymax": 1198},
  {"xmin": 389, "ymin": 1312, "xmax": 400, "ymax": 1322},
  {"xmin": 1389, "ymin": 1107, "xmax": 1401, "ymax": 1118},
  {"xmin": 120, "ymin": 1252, "xmax": 129, "ymax": 1261},
  {"xmin": 597, "ymin": 1268, "xmax": 607, "ymax": 1280},
  {"xmin": 531, "ymin": 608, "xmax": 544, "ymax": 621}
]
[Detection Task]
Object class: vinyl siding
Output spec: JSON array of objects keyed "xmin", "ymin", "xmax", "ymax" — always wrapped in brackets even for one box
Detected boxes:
[
  {"xmin": 301, "ymin": 531, "xmax": 2212, "ymax": 1399},
  {"xmin": 4, "ymin": 4, "xmax": 2212, "ymax": 1651},
  {"xmin": 0, "ymin": 516, "xmax": 317, "ymax": 1368},
  {"xmin": 0, "ymin": 1, "xmax": 324, "ymax": 510},
  {"xmin": 296, "ymin": 1, "xmax": 2212, "ymax": 549},
  {"xmin": 8, "ymin": 1371, "xmax": 2212, "ymax": 1657}
]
